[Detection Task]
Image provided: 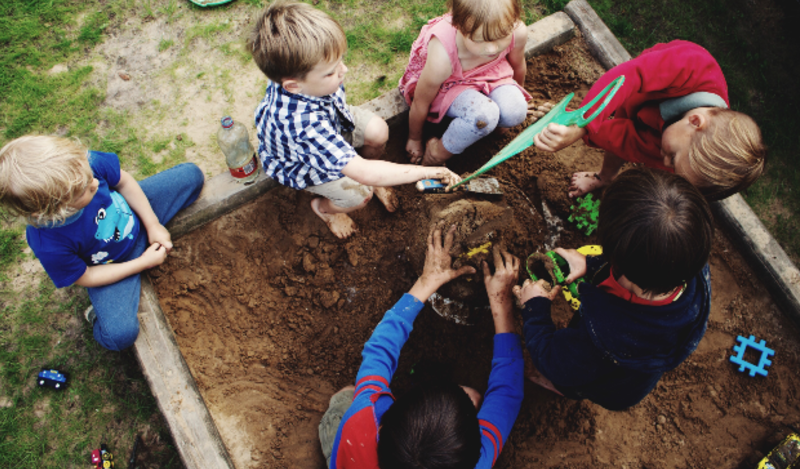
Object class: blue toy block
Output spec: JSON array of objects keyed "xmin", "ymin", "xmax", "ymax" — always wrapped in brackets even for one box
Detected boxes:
[{"xmin": 729, "ymin": 335, "xmax": 775, "ymax": 377}]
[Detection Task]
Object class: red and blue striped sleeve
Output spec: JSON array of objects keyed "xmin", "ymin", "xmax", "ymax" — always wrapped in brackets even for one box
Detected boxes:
[
  {"xmin": 353, "ymin": 293, "xmax": 425, "ymax": 398},
  {"xmin": 476, "ymin": 333, "xmax": 525, "ymax": 469}
]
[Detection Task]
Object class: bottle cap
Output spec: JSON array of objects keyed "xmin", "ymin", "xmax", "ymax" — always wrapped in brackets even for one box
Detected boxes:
[{"xmin": 221, "ymin": 116, "xmax": 234, "ymax": 128}]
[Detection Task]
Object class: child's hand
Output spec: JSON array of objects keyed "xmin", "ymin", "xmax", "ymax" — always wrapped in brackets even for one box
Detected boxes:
[
  {"xmin": 409, "ymin": 224, "xmax": 476, "ymax": 301},
  {"xmin": 527, "ymin": 101, "xmax": 553, "ymax": 120},
  {"xmin": 424, "ymin": 168, "xmax": 460, "ymax": 189},
  {"xmin": 407, "ymin": 139, "xmax": 424, "ymax": 164},
  {"xmin": 553, "ymin": 247, "xmax": 587, "ymax": 283},
  {"xmin": 147, "ymin": 223, "xmax": 173, "ymax": 253},
  {"xmin": 533, "ymin": 123, "xmax": 587, "ymax": 152},
  {"xmin": 482, "ymin": 246, "xmax": 519, "ymax": 309},
  {"xmin": 140, "ymin": 243, "xmax": 169, "ymax": 269},
  {"xmin": 513, "ymin": 279, "xmax": 561, "ymax": 306}
]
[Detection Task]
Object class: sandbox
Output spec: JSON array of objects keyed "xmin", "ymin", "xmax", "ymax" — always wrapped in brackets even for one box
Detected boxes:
[{"xmin": 132, "ymin": 4, "xmax": 800, "ymax": 469}]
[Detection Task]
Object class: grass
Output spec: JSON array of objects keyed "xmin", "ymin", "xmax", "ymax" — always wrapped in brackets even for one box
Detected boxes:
[{"xmin": 0, "ymin": 0, "xmax": 796, "ymax": 466}]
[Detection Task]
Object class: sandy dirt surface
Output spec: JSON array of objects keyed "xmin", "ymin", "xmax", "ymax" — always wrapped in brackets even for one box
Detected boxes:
[{"xmin": 151, "ymin": 38, "xmax": 800, "ymax": 468}]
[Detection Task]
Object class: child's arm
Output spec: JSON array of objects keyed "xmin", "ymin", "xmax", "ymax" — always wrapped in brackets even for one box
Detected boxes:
[
  {"xmin": 508, "ymin": 22, "xmax": 529, "ymax": 88},
  {"xmin": 354, "ymin": 225, "xmax": 476, "ymax": 390},
  {"xmin": 114, "ymin": 170, "xmax": 172, "ymax": 251},
  {"xmin": 341, "ymin": 155, "xmax": 460, "ymax": 188},
  {"xmin": 73, "ymin": 243, "xmax": 167, "ymax": 288},
  {"xmin": 406, "ymin": 38, "xmax": 453, "ymax": 162},
  {"xmin": 74, "ymin": 170, "xmax": 173, "ymax": 288},
  {"xmin": 514, "ymin": 280, "xmax": 605, "ymax": 388},
  {"xmin": 475, "ymin": 247, "xmax": 524, "ymax": 469}
]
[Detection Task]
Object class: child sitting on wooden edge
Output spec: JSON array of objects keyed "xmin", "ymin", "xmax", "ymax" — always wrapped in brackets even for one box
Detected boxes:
[
  {"xmin": 0, "ymin": 135, "xmax": 204, "ymax": 351},
  {"xmin": 248, "ymin": 1, "xmax": 461, "ymax": 239},
  {"xmin": 516, "ymin": 167, "xmax": 712, "ymax": 410}
]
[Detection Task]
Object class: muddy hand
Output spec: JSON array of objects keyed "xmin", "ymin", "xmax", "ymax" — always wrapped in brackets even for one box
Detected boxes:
[
  {"xmin": 483, "ymin": 245, "xmax": 520, "ymax": 306},
  {"xmin": 407, "ymin": 138, "xmax": 424, "ymax": 164},
  {"xmin": 410, "ymin": 224, "xmax": 476, "ymax": 301},
  {"xmin": 527, "ymin": 101, "xmax": 554, "ymax": 120},
  {"xmin": 513, "ymin": 278, "xmax": 560, "ymax": 306},
  {"xmin": 142, "ymin": 243, "xmax": 168, "ymax": 269},
  {"xmin": 554, "ymin": 247, "xmax": 587, "ymax": 283}
]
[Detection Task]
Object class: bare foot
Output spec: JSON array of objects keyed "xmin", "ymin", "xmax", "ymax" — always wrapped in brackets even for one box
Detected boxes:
[
  {"xmin": 527, "ymin": 369, "xmax": 564, "ymax": 396},
  {"xmin": 374, "ymin": 187, "xmax": 399, "ymax": 213},
  {"xmin": 568, "ymin": 171, "xmax": 607, "ymax": 198},
  {"xmin": 422, "ymin": 137, "xmax": 453, "ymax": 166},
  {"xmin": 310, "ymin": 198, "xmax": 358, "ymax": 239}
]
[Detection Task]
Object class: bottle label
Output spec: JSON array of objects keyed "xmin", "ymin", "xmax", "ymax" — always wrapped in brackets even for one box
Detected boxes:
[{"xmin": 229, "ymin": 154, "xmax": 258, "ymax": 179}]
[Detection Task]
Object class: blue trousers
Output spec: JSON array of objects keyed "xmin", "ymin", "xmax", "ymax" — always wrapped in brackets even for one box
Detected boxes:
[{"xmin": 87, "ymin": 163, "xmax": 204, "ymax": 351}]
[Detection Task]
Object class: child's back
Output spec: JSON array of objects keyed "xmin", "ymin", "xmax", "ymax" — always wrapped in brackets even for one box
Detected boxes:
[{"xmin": 517, "ymin": 167, "xmax": 713, "ymax": 410}]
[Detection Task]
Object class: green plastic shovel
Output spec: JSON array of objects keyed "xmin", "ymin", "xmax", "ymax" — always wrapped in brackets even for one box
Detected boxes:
[{"xmin": 450, "ymin": 75, "xmax": 625, "ymax": 190}]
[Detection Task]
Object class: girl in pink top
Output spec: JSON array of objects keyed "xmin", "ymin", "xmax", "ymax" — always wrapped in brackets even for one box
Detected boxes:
[{"xmin": 399, "ymin": 0, "xmax": 531, "ymax": 165}]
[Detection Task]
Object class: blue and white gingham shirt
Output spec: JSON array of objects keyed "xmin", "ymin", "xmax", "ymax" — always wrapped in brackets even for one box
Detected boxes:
[{"xmin": 254, "ymin": 81, "xmax": 357, "ymax": 190}]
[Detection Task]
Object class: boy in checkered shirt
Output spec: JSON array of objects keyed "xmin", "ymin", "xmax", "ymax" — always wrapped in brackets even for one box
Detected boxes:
[{"xmin": 249, "ymin": 1, "xmax": 460, "ymax": 239}]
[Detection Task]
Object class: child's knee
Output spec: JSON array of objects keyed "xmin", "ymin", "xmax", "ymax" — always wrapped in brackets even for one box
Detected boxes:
[
  {"xmin": 498, "ymin": 104, "xmax": 527, "ymax": 128},
  {"xmin": 363, "ymin": 116, "xmax": 389, "ymax": 147},
  {"xmin": 97, "ymin": 322, "xmax": 140, "ymax": 351},
  {"xmin": 472, "ymin": 104, "xmax": 500, "ymax": 136}
]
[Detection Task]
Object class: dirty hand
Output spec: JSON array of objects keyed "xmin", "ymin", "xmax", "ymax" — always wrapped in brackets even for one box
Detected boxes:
[
  {"xmin": 553, "ymin": 248, "xmax": 587, "ymax": 283},
  {"xmin": 422, "ymin": 168, "xmax": 460, "ymax": 190},
  {"xmin": 407, "ymin": 138, "xmax": 424, "ymax": 164},
  {"xmin": 410, "ymin": 224, "xmax": 477, "ymax": 301},
  {"xmin": 482, "ymin": 246, "xmax": 520, "ymax": 309},
  {"xmin": 513, "ymin": 279, "xmax": 560, "ymax": 306},
  {"xmin": 147, "ymin": 222, "xmax": 173, "ymax": 253},
  {"xmin": 140, "ymin": 242, "xmax": 169, "ymax": 269},
  {"xmin": 527, "ymin": 101, "xmax": 554, "ymax": 120},
  {"xmin": 533, "ymin": 123, "xmax": 586, "ymax": 153}
]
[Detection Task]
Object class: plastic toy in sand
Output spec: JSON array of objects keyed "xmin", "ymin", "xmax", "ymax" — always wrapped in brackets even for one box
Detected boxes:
[
  {"xmin": 730, "ymin": 335, "xmax": 775, "ymax": 377},
  {"xmin": 568, "ymin": 193, "xmax": 600, "ymax": 236},
  {"xmin": 526, "ymin": 245, "xmax": 602, "ymax": 310},
  {"xmin": 758, "ymin": 432, "xmax": 800, "ymax": 469}
]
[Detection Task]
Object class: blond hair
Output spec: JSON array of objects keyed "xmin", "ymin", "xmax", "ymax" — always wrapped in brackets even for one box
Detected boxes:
[
  {"xmin": 0, "ymin": 135, "xmax": 93, "ymax": 226},
  {"xmin": 689, "ymin": 109, "xmax": 766, "ymax": 201},
  {"xmin": 449, "ymin": 0, "xmax": 521, "ymax": 41},
  {"xmin": 247, "ymin": 0, "xmax": 347, "ymax": 83}
]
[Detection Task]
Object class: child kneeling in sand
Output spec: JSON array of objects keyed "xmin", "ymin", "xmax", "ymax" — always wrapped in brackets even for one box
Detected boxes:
[
  {"xmin": 0, "ymin": 136, "xmax": 204, "ymax": 351},
  {"xmin": 318, "ymin": 225, "xmax": 524, "ymax": 469},
  {"xmin": 517, "ymin": 167, "xmax": 712, "ymax": 410},
  {"xmin": 531, "ymin": 40, "xmax": 765, "ymax": 201},
  {"xmin": 248, "ymin": 1, "xmax": 460, "ymax": 239}
]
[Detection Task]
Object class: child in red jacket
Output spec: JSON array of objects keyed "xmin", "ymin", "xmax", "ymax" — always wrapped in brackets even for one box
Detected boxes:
[{"xmin": 532, "ymin": 40, "xmax": 765, "ymax": 201}]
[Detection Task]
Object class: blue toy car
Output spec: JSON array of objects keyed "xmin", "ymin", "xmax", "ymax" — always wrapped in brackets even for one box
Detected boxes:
[{"xmin": 37, "ymin": 369, "xmax": 67, "ymax": 389}]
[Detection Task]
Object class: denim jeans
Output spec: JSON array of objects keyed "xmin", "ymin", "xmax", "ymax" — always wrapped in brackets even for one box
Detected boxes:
[{"xmin": 87, "ymin": 163, "xmax": 204, "ymax": 351}]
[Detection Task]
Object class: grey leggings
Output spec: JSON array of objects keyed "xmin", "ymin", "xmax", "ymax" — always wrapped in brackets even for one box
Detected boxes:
[{"xmin": 442, "ymin": 85, "xmax": 528, "ymax": 154}]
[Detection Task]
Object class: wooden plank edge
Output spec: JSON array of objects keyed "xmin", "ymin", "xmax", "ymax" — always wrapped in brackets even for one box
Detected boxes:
[
  {"xmin": 525, "ymin": 11, "xmax": 575, "ymax": 59},
  {"xmin": 167, "ymin": 170, "xmax": 278, "ymax": 240},
  {"xmin": 135, "ymin": 274, "xmax": 236, "ymax": 469},
  {"xmin": 713, "ymin": 196, "xmax": 800, "ymax": 328},
  {"xmin": 564, "ymin": 0, "xmax": 631, "ymax": 69},
  {"xmin": 564, "ymin": 0, "xmax": 800, "ymax": 325}
]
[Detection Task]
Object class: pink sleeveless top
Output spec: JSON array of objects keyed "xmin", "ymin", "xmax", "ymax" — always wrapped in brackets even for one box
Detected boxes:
[{"xmin": 398, "ymin": 14, "xmax": 531, "ymax": 123}]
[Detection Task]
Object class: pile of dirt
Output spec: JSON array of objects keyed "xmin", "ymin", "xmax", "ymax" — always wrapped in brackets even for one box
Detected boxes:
[{"xmin": 151, "ymin": 38, "xmax": 800, "ymax": 469}]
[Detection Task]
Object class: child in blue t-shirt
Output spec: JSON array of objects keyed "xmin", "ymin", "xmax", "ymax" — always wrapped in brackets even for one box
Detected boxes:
[{"xmin": 0, "ymin": 135, "xmax": 204, "ymax": 351}]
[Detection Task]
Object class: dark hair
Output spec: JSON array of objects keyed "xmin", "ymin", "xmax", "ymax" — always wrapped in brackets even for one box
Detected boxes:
[
  {"xmin": 598, "ymin": 167, "xmax": 714, "ymax": 295},
  {"xmin": 378, "ymin": 382, "xmax": 481, "ymax": 469}
]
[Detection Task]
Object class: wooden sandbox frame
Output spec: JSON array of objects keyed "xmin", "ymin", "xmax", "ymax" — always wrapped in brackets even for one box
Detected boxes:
[{"xmin": 132, "ymin": 2, "xmax": 800, "ymax": 467}]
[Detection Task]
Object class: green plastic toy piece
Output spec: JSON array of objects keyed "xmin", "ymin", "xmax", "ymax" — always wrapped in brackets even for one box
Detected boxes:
[
  {"xmin": 451, "ymin": 75, "xmax": 625, "ymax": 190},
  {"xmin": 526, "ymin": 251, "xmax": 582, "ymax": 300},
  {"xmin": 568, "ymin": 193, "xmax": 600, "ymax": 236}
]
